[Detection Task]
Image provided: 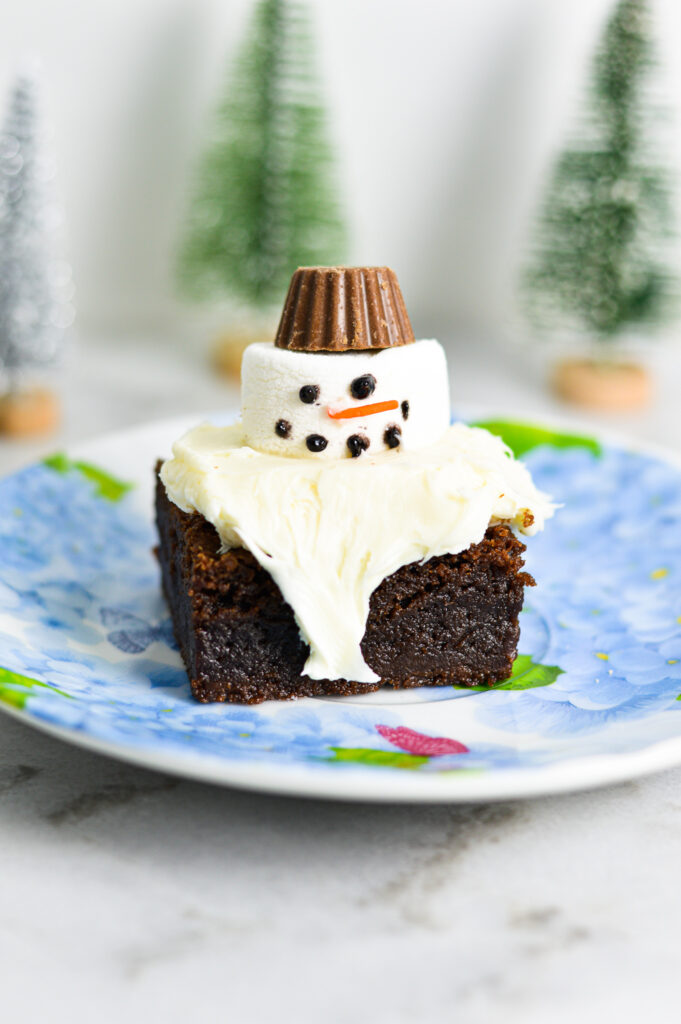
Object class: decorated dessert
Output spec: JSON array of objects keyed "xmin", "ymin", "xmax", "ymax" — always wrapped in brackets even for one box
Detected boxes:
[{"xmin": 157, "ymin": 266, "xmax": 553, "ymax": 703}]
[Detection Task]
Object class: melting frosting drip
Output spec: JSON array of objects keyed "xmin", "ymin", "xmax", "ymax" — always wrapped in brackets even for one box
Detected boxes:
[{"xmin": 161, "ymin": 422, "xmax": 554, "ymax": 684}]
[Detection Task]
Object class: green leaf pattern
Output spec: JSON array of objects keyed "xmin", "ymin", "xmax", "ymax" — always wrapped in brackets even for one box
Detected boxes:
[
  {"xmin": 0, "ymin": 666, "xmax": 72, "ymax": 710},
  {"xmin": 43, "ymin": 453, "xmax": 132, "ymax": 502},
  {"xmin": 471, "ymin": 419, "xmax": 601, "ymax": 459}
]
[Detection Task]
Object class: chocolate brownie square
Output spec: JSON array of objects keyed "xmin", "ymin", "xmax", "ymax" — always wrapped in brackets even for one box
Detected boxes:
[{"xmin": 155, "ymin": 468, "xmax": 534, "ymax": 704}]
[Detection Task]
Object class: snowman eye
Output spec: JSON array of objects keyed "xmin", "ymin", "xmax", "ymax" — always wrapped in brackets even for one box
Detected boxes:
[
  {"xmin": 401, "ymin": 400, "xmax": 409, "ymax": 420},
  {"xmin": 299, "ymin": 384, "xmax": 320, "ymax": 404},
  {"xmin": 350, "ymin": 374, "xmax": 376, "ymax": 400}
]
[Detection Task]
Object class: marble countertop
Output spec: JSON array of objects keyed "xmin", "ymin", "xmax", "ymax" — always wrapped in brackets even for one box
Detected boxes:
[{"xmin": 2, "ymin": 332, "xmax": 680, "ymax": 1024}]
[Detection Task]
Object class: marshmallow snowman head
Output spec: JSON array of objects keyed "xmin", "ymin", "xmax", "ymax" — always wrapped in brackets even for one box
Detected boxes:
[
  {"xmin": 241, "ymin": 340, "xmax": 450, "ymax": 459},
  {"xmin": 240, "ymin": 266, "xmax": 450, "ymax": 459}
]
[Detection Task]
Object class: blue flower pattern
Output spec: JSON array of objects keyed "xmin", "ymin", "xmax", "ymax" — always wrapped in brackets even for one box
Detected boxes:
[
  {"xmin": 100, "ymin": 607, "xmax": 178, "ymax": 654},
  {"xmin": 480, "ymin": 445, "xmax": 681, "ymax": 742}
]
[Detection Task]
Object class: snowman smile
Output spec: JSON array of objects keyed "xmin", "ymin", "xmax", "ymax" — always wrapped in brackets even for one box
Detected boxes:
[{"xmin": 327, "ymin": 399, "xmax": 399, "ymax": 420}]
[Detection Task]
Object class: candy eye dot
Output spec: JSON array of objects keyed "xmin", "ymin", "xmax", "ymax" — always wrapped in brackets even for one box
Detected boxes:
[
  {"xmin": 350, "ymin": 374, "xmax": 376, "ymax": 400},
  {"xmin": 306, "ymin": 434, "xmax": 328, "ymax": 453},
  {"xmin": 299, "ymin": 384, "xmax": 320, "ymax": 404},
  {"xmin": 275, "ymin": 419, "xmax": 292, "ymax": 438},
  {"xmin": 401, "ymin": 400, "xmax": 409, "ymax": 420}
]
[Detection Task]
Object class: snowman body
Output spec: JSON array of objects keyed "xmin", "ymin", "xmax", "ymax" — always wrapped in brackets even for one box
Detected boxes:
[{"xmin": 241, "ymin": 339, "xmax": 450, "ymax": 459}]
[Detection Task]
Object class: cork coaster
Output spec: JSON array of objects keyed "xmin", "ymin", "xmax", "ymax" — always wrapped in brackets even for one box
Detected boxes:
[
  {"xmin": 552, "ymin": 358, "xmax": 651, "ymax": 411},
  {"xmin": 0, "ymin": 388, "xmax": 59, "ymax": 437},
  {"xmin": 212, "ymin": 330, "xmax": 267, "ymax": 381}
]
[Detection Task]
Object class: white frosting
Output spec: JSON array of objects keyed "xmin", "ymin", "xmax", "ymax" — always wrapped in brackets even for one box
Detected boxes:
[
  {"xmin": 161, "ymin": 421, "xmax": 554, "ymax": 684},
  {"xmin": 241, "ymin": 340, "xmax": 450, "ymax": 459}
]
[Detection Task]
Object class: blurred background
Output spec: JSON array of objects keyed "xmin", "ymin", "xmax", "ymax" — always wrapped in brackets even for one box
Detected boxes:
[{"xmin": 0, "ymin": 0, "xmax": 680, "ymax": 466}]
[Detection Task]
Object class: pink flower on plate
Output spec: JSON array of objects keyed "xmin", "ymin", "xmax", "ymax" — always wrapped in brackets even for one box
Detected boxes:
[{"xmin": 376, "ymin": 725, "xmax": 469, "ymax": 757}]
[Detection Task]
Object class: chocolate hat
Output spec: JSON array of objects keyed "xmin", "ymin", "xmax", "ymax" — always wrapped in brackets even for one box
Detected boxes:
[{"xmin": 274, "ymin": 266, "xmax": 415, "ymax": 352}]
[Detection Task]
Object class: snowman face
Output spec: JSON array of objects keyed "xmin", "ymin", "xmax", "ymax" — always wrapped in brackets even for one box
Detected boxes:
[{"xmin": 241, "ymin": 340, "xmax": 450, "ymax": 459}]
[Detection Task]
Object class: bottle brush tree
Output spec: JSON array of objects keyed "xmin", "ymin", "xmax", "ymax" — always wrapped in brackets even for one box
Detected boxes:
[
  {"xmin": 521, "ymin": 0, "xmax": 676, "ymax": 406},
  {"xmin": 0, "ymin": 67, "xmax": 73, "ymax": 435},
  {"xmin": 178, "ymin": 0, "xmax": 347, "ymax": 329}
]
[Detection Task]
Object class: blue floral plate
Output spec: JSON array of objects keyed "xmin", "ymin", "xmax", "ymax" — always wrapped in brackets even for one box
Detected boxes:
[{"xmin": 2, "ymin": 413, "xmax": 681, "ymax": 802}]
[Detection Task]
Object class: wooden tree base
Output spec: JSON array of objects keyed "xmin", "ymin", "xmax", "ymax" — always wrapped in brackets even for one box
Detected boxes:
[
  {"xmin": 212, "ymin": 331, "xmax": 266, "ymax": 381},
  {"xmin": 552, "ymin": 358, "xmax": 651, "ymax": 411},
  {"xmin": 0, "ymin": 388, "xmax": 59, "ymax": 437}
]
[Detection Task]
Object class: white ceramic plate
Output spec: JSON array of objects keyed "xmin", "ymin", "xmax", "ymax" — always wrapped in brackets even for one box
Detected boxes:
[{"xmin": 1, "ymin": 413, "xmax": 681, "ymax": 802}]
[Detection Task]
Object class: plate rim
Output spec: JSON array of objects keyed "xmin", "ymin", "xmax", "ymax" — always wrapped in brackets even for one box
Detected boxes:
[{"xmin": 4, "ymin": 696, "xmax": 681, "ymax": 803}]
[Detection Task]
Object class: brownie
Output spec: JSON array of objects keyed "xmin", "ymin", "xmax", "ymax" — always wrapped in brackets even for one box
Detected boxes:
[{"xmin": 155, "ymin": 468, "xmax": 535, "ymax": 704}]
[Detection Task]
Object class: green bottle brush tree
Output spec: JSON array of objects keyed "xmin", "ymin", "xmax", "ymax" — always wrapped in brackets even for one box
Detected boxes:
[
  {"xmin": 178, "ymin": 0, "xmax": 347, "ymax": 377},
  {"xmin": 522, "ymin": 0, "xmax": 677, "ymax": 410}
]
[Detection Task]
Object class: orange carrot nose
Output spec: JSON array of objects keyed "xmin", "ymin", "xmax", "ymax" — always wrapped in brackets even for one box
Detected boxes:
[{"xmin": 327, "ymin": 399, "xmax": 399, "ymax": 420}]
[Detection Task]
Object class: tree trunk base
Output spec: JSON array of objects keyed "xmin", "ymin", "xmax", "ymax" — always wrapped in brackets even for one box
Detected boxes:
[
  {"xmin": 0, "ymin": 388, "xmax": 59, "ymax": 437},
  {"xmin": 552, "ymin": 358, "xmax": 651, "ymax": 411}
]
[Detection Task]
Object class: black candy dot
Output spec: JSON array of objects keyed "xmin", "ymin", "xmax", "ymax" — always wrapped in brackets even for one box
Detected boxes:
[
  {"xmin": 347, "ymin": 434, "xmax": 370, "ymax": 458},
  {"xmin": 384, "ymin": 424, "xmax": 402, "ymax": 449},
  {"xmin": 401, "ymin": 400, "xmax": 409, "ymax": 420},
  {"xmin": 306, "ymin": 434, "xmax": 328, "ymax": 453},
  {"xmin": 350, "ymin": 374, "xmax": 376, "ymax": 400},
  {"xmin": 275, "ymin": 418, "xmax": 292, "ymax": 438},
  {"xmin": 299, "ymin": 384, "xmax": 320, "ymax": 404}
]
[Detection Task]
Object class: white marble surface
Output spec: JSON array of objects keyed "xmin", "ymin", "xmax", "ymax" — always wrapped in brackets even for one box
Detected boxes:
[{"xmin": 2, "ymin": 333, "xmax": 681, "ymax": 1024}]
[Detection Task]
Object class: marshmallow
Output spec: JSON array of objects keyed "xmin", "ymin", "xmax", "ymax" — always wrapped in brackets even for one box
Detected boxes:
[{"xmin": 241, "ymin": 339, "xmax": 450, "ymax": 459}]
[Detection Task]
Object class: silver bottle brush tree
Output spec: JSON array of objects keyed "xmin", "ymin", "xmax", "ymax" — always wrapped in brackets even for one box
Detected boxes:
[{"xmin": 0, "ymin": 66, "xmax": 74, "ymax": 435}]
